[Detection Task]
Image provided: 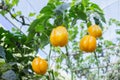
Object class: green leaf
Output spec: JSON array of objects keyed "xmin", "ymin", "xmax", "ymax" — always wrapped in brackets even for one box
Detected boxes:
[
  {"xmin": 26, "ymin": 31, "xmax": 35, "ymax": 43},
  {"xmin": 79, "ymin": 10, "xmax": 87, "ymax": 20},
  {"xmin": 28, "ymin": 19, "xmax": 41, "ymax": 31},
  {"xmin": 0, "ymin": 27, "xmax": 4, "ymax": 39},
  {"xmin": 88, "ymin": 2, "xmax": 106, "ymax": 23},
  {"xmin": 39, "ymin": 33, "xmax": 49, "ymax": 48},
  {"xmin": 56, "ymin": 57, "xmax": 61, "ymax": 63},
  {"xmin": 0, "ymin": 64, "xmax": 11, "ymax": 72},
  {"xmin": 69, "ymin": 4, "xmax": 87, "ymax": 20},
  {"xmin": 12, "ymin": 0, "xmax": 19, "ymax": 5},
  {"xmin": 27, "ymin": 14, "xmax": 51, "ymax": 43},
  {"xmin": 56, "ymin": 64, "xmax": 61, "ymax": 69},
  {"xmin": 61, "ymin": 53, "xmax": 66, "ymax": 59},
  {"xmin": 96, "ymin": 47, "xmax": 102, "ymax": 53},
  {"xmin": 104, "ymin": 40, "xmax": 115, "ymax": 47},
  {"xmin": 0, "ymin": 58, "xmax": 5, "ymax": 67},
  {"xmin": 90, "ymin": 2, "xmax": 103, "ymax": 13},
  {"xmin": 27, "ymin": 18, "xmax": 42, "ymax": 42},
  {"xmin": 29, "ymin": 15, "xmax": 51, "ymax": 32},
  {"xmin": 54, "ymin": 3, "xmax": 70, "ymax": 14},
  {"xmin": 12, "ymin": 11, "xmax": 21, "ymax": 18},
  {"xmin": 99, "ymin": 13, "xmax": 106, "ymax": 23},
  {"xmin": 87, "ymin": 20, "xmax": 92, "ymax": 27},
  {"xmin": 48, "ymin": 0, "xmax": 62, "ymax": 5},
  {"xmin": 5, "ymin": 0, "xmax": 10, "ymax": 5},
  {"xmin": 54, "ymin": 71, "xmax": 59, "ymax": 77},
  {"xmin": 109, "ymin": 18, "xmax": 120, "ymax": 26},
  {"xmin": 82, "ymin": 0, "xmax": 89, "ymax": 7},
  {"xmin": 84, "ymin": 55, "xmax": 91, "ymax": 61},
  {"xmin": 69, "ymin": 26, "xmax": 78, "ymax": 41},
  {"xmin": 96, "ymin": 11, "xmax": 106, "ymax": 23},
  {"xmin": 116, "ymin": 29, "xmax": 120, "ymax": 34},
  {"xmin": 40, "ymin": 3, "xmax": 55, "ymax": 15},
  {"xmin": 29, "ymin": 12, "xmax": 36, "ymax": 17},
  {"xmin": 35, "ymin": 25, "xmax": 44, "ymax": 32},
  {"xmin": 11, "ymin": 28, "xmax": 16, "ymax": 32},
  {"xmin": 16, "ymin": 11, "xmax": 21, "ymax": 15}
]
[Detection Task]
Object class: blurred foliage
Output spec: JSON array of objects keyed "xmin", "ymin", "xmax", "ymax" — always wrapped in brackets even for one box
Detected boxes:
[{"xmin": 0, "ymin": 0, "xmax": 120, "ymax": 80}]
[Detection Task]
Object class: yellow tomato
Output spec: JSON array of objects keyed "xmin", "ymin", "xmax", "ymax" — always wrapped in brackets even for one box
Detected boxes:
[
  {"xmin": 88, "ymin": 25, "xmax": 102, "ymax": 38},
  {"xmin": 32, "ymin": 57, "xmax": 48, "ymax": 75},
  {"xmin": 50, "ymin": 26, "xmax": 68, "ymax": 47},
  {"xmin": 79, "ymin": 35, "xmax": 96, "ymax": 52}
]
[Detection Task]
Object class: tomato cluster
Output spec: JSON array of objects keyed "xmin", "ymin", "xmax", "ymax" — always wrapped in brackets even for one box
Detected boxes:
[
  {"xmin": 49, "ymin": 25, "xmax": 102, "ymax": 52},
  {"xmin": 79, "ymin": 24, "xmax": 102, "ymax": 52}
]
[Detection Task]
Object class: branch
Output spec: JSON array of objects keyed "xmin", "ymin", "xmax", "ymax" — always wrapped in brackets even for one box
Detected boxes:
[
  {"xmin": 3, "ymin": 15, "xmax": 26, "ymax": 35},
  {"xmin": 69, "ymin": 44, "xmax": 120, "ymax": 56},
  {"xmin": 6, "ymin": 9, "xmax": 30, "ymax": 26},
  {"xmin": 51, "ymin": 44, "xmax": 120, "ymax": 58},
  {"xmin": 65, "ymin": 46, "xmax": 73, "ymax": 80},
  {"xmin": 0, "ymin": 3, "xmax": 30, "ymax": 26},
  {"xmin": 102, "ymin": 44, "xmax": 120, "ymax": 51},
  {"xmin": 94, "ymin": 52, "xmax": 100, "ymax": 80},
  {"xmin": 72, "ymin": 61, "xmax": 120, "ymax": 71}
]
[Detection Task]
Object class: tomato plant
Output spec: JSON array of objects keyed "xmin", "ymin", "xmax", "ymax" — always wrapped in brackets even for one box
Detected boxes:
[{"xmin": 0, "ymin": 0, "xmax": 120, "ymax": 80}]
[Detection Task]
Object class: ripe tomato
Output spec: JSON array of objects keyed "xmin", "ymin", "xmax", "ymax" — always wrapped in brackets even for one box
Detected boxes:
[
  {"xmin": 88, "ymin": 25, "xmax": 102, "ymax": 38},
  {"xmin": 50, "ymin": 26, "xmax": 68, "ymax": 47},
  {"xmin": 79, "ymin": 35, "xmax": 96, "ymax": 52},
  {"xmin": 32, "ymin": 57, "xmax": 48, "ymax": 75}
]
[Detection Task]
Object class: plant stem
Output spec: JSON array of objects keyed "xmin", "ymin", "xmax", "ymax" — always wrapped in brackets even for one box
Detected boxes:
[
  {"xmin": 48, "ymin": 45, "xmax": 55, "ymax": 80},
  {"xmin": 94, "ymin": 52, "xmax": 99, "ymax": 80},
  {"xmin": 46, "ymin": 75, "xmax": 50, "ymax": 80},
  {"xmin": 51, "ymin": 70, "xmax": 55, "ymax": 80},
  {"xmin": 48, "ymin": 45, "xmax": 52, "ymax": 67},
  {"xmin": 65, "ymin": 46, "xmax": 73, "ymax": 80}
]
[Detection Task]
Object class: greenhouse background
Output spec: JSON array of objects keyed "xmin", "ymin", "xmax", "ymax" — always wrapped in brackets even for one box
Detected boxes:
[{"xmin": 0, "ymin": 0, "xmax": 120, "ymax": 80}]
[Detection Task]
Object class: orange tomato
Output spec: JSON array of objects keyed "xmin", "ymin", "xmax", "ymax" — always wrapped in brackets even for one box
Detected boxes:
[
  {"xmin": 50, "ymin": 26, "xmax": 68, "ymax": 47},
  {"xmin": 32, "ymin": 57, "xmax": 48, "ymax": 75},
  {"xmin": 88, "ymin": 25, "xmax": 102, "ymax": 38},
  {"xmin": 79, "ymin": 35, "xmax": 96, "ymax": 52}
]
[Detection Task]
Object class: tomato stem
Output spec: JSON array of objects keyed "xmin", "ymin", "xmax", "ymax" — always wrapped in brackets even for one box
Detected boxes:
[
  {"xmin": 48, "ymin": 45, "xmax": 52, "ymax": 68},
  {"xmin": 46, "ymin": 75, "xmax": 50, "ymax": 80},
  {"xmin": 51, "ymin": 70, "xmax": 55, "ymax": 80},
  {"xmin": 65, "ymin": 46, "xmax": 73, "ymax": 80},
  {"xmin": 94, "ymin": 52, "xmax": 100, "ymax": 80},
  {"xmin": 48, "ymin": 45, "xmax": 55, "ymax": 80}
]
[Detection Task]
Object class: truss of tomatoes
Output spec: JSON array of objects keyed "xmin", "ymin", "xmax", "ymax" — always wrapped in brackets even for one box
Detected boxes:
[
  {"xmin": 80, "ymin": 25, "xmax": 102, "ymax": 52},
  {"xmin": 31, "ymin": 25, "xmax": 102, "ymax": 75},
  {"xmin": 49, "ymin": 25, "xmax": 102, "ymax": 52}
]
